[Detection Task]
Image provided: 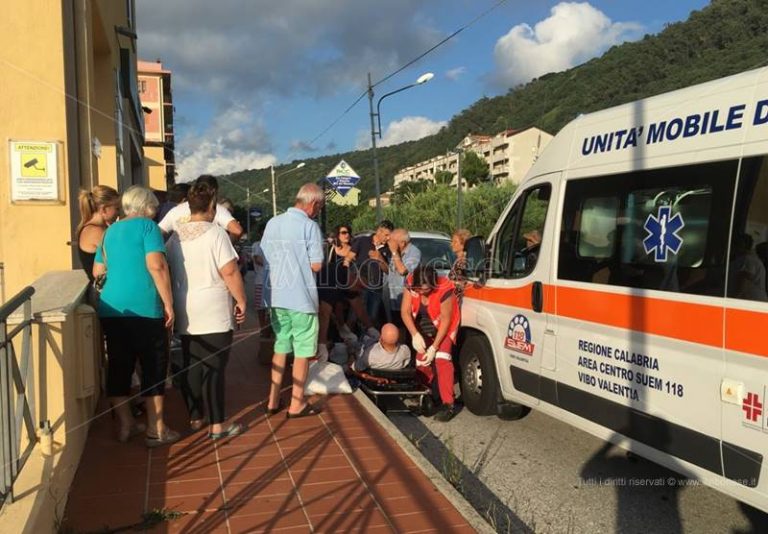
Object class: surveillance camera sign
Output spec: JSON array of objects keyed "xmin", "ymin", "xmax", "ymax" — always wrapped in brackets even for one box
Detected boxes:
[
  {"xmin": 10, "ymin": 141, "xmax": 59, "ymax": 201},
  {"xmin": 325, "ymin": 159, "xmax": 360, "ymax": 197}
]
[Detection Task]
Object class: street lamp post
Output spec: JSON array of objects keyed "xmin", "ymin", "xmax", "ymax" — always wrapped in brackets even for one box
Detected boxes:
[
  {"xmin": 217, "ymin": 176, "xmax": 268, "ymax": 239},
  {"xmin": 447, "ymin": 148, "xmax": 464, "ymax": 228},
  {"xmin": 270, "ymin": 162, "xmax": 306, "ymax": 216},
  {"xmin": 367, "ymin": 71, "xmax": 434, "ymax": 222}
]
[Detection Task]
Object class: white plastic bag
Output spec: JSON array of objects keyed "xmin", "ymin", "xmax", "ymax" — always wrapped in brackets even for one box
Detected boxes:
[{"xmin": 305, "ymin": 361, "xmax": 352, "ymax": 395}]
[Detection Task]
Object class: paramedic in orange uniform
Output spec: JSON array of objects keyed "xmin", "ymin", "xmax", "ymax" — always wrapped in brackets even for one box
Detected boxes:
[{"xmin": 402, "ymin": 265, "xmax": 461, "ymax": 422}]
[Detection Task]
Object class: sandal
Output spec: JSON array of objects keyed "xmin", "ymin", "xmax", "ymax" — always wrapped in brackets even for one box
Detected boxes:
[
  {"xmin": 145, "ymin": 428, "xmax": 181, "ymax": 448},
  {"xmin": 265, "ymin": 401, "xmax": 284, "ymax": 416},
  {"xmin": 189, "ymin": 418, "xmax": 208, "ymax": 432},
  {"xmin": 209, "ymin": 423, "xmax": 244, "ymax": 440},
  {"xmin": 286, "ymin": 404, "xmax": 321, "ymax": 419},
  {"xmin": 117, "ymin": 422, "xmax": 146, "ymax": 443}
]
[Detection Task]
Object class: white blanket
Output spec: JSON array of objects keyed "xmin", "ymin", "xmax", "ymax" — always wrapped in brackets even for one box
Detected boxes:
[{"xmin": 305, "ymin": 361, "xmax": 353, "ymax": 395}]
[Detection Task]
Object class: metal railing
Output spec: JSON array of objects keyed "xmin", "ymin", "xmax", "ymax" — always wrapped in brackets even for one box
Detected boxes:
[{"xmin": 0, "ymin": 286, "xmax": 36, "ymax": 506}]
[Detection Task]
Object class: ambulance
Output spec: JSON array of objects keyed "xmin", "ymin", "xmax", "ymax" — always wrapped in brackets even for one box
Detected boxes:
[{"xmin": 459, "ymin": 66, "xmax": 768, "ymax": 511}]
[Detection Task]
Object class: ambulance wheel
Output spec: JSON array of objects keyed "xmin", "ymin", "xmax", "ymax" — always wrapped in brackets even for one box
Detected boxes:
[
  {"xmin": 459, "ymin": 334, "xmax": 499, "ymax": 416},
  {"xmin": 419, "ymin": 395, "xmax": 435, "ymax": 417}
]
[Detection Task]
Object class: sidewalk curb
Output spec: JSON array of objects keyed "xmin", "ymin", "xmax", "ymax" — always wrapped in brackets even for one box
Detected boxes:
[{"xmin": 352, "ymin": 390, "xmax": 495, "ymax": 534}]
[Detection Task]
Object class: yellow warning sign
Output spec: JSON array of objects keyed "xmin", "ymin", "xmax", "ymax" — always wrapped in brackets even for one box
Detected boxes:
[
  {"xmin": 9, "ymin": 140, "xmax": 59, "ymax": 201},
  {"xmin": 20, "ymin": 153, "xmax": 47, "ymax": 177}
]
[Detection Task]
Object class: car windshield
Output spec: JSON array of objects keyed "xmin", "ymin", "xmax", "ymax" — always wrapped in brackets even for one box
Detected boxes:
[{"xmin": 411, "ymin": 237, "xmax": 456, "ymax": 271}]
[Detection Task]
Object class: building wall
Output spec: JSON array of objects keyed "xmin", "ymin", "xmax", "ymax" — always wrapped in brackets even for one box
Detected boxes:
[
  {"xmin": 0, "ymin": 0, "xmax": 144, "ymax": 301},
  {"xmin": 0, "ymin": 2, "xmax": 72, "ymax": 302},
  {"xmin": 145, "ymin": 145, "xmax": 167, "ymax": 191}
]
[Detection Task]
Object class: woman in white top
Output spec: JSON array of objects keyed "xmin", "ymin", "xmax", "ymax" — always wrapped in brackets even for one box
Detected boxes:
[{"xmin": 166, "ymin": 180, "xmax": 247, "ymax": 439}]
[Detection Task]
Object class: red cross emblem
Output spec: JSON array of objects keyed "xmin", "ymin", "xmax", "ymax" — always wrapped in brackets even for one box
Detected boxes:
[{"xmin": 742, "ymin": 392, "xmax": 763, "ymax": 422}]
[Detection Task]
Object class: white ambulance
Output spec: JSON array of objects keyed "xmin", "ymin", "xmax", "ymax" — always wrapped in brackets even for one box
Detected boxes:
[{"xmin": 459, "ymin": 66, "xmax": 768, "ymax": 512}]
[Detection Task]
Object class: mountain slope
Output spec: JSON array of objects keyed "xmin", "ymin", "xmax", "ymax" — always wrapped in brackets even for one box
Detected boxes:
[{"xmin": 219, "ymin": 0, "xmax": 768, "ymax": 212}]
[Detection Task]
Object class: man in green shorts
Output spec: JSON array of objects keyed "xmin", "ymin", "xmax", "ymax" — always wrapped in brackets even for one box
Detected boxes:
[{"xmin": 261, "ymin": 183, "xmax": 325, "ymax": 418}]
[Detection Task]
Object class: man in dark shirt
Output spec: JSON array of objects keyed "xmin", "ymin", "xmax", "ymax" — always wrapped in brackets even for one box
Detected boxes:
[{"xmin": 351, "ymin": 220, "xmax": 394, "ymax": 328}]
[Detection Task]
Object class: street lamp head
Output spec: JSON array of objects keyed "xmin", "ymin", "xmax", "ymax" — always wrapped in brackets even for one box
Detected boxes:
[
  {"xmin": 416, "ymin": 72, "xmax": 434, "ymax": 85},
  {"xmin": 296, "ymin": 162, "xmax": 306, "ymax": 169}
]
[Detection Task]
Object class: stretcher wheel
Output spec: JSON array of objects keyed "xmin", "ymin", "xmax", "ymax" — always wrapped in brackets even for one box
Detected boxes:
[{"xmin": 419, "ymin": 395, "xmax": 435, "ymax": 417}]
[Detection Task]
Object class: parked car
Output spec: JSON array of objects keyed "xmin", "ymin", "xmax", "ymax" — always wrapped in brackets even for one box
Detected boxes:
[
  {"xmin": 353, "ymin": 230, "xmax": 455, "ymax": 275},
  {"xmin": 408, "ymin": 231, "xmax": 455, "ymax": 275}
]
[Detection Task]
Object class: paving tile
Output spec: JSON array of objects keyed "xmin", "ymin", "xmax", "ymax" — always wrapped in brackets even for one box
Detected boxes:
[
  {"xmin": 64, "ymin": 494, "xmax": 145, "ymax": 533},
  {"xmin": 290, "ymin": 465, "xmax": 359, "ymax": 486},
  {"xmin": 300, "ymin": 489, "xmax": 378, "ymax": 518},
  {"xmin": 281, "ymin": 453, "xmax": 350, "ymax": 473},
  {"xmin": 145, "ymin": 511, "xmax": 229, "ymax": 533},
  {"xmin": 220, "ymin": 464, "xmax": 291, "ymax": 486},
  {"xmin": 153, "ymin": 477, "xmax": 223, "ymax": 498},
  {"xmin": 147, "ymin": 486, "xmax": 226, "ymax": 513},
  {"xmin": 310, "ymin": 506, "xmax": 391, "ymax": 533},
  {"xmin": 218, "ymin": 450, "xmax": 284, "ymax": 471},
  {"xmin": 224, "ymin": 491, "xmax": 302, "ymax": 518},
  {"xmin": 388, "ymin": 510, "xmax": 470, "ymax": 533},
  {"xmin": 223, "ymin": 477, "xmax": 296, "ymax": 501},
  {"xmin": 151, "ymin": 460, "xmax": 222, "ymax": 484},
  {"xmin": 68, "ymin": 463, "xmax": 148, "ymax": 498},
  {"xmin": 376, "ymin": 495, "xmax": 456, "ymax": 519},
  {"xmin": 227, "ymin": 507, "xmax": 310, "ymax": 532}
]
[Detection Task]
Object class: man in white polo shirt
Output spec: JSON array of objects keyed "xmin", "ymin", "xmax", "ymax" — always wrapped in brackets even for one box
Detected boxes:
[{"xmin": 159, "ymin": 175, "xmax": 244, "ymax": 240}]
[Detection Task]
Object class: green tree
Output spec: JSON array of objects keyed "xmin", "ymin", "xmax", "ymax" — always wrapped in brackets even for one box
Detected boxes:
[
  {"xmin": 392, "ymin": 179, "xmax": 432, "ymax": 205},
  {"xmin": 352, "ymin": 182, "xmax": 515, "ymax": 237},
  {"xmin": 434, "ymin": 170, "xmax": 454, "ymax": 185},
  {"xmin": 461, "ymin": 151, "xmax": 490, "ymax": 187}
]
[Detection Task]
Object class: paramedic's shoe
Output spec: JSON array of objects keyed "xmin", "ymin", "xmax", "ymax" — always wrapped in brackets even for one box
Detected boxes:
[
  {"xmin": 339, "ymin": 324, "xmax": 358, "ymax": 342},
  {"xmin": 366, "ymin": 327, "xmax": 381, "ymax": 340},
  {"xmin": 434, "ymin": 404, "xmax": 456, "ymax": 422}
]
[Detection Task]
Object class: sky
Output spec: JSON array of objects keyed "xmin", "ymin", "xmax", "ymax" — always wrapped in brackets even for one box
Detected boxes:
[{"xmin": 135, "ymin": 0, "xmax": 711, "ymax": 181}]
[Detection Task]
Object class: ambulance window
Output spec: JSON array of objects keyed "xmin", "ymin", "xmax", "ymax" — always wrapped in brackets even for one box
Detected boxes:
[
  {"xmin": 493, "ymin": 184, "xmax": 551, "ymax": 278},
  {"xmin": 559, "ymin": 160, "xmax": 737, "ymax": 296},
  {"xmin": 727, "ymin": 157, "xmax": 768, "ymax": 302},
  {"xmin": 578, "ymin": 197, "xmax": 619, "ymax": 258}
]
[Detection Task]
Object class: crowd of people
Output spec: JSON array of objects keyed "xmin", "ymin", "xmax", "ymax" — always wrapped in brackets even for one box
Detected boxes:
[{"xmin": 76, "ymin": 177, "xmax": 472, "ymax": 446}]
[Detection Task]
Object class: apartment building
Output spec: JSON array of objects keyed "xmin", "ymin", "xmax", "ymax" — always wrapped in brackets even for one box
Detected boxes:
[
  {"xmin": 138, "ymin": 60, "xmax": 175, "ymax": 191},
  {"xmin": 393, "ymin": 127, "xmax": 553, "ymax": 188}
]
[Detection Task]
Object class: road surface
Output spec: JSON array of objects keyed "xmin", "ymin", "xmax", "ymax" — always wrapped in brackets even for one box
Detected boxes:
[{"xmin": 389, "ymin": 404, "xmax": 768, "ymax": 533}]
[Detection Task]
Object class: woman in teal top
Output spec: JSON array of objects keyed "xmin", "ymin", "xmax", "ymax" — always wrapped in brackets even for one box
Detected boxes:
[{"xmin": 94, "ymin": 185, "xmax": 179, "ymax": 448}]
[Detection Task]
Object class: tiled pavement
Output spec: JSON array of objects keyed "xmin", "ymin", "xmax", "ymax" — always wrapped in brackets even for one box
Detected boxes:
[{"xmin": 63, "ymin": 322, "xmax": 476, "ymax": 533}]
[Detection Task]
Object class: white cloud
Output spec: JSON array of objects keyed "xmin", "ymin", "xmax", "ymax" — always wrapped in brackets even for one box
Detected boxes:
[
  {"xmin": 356, "ymin": 116, "xmax": 447, "ymax": 149},
  {"xmin": 136, "ymin": 0, "xmax": 446, "ymax": 174},
  {"xmin": 136, "ymin": 1, "xmax": 444, "ymax": 100},
  {"xmin": 445, "ymin": 66, "xmax": 467, "ymax": 81},
  {"xmin": 493, "ymin": 2, "xmax": 642, "ymax": 88},
  {"xmin": 176, "ymin": 141, "xmax": 276, "ymax": 180},
  {"xmin": 175, "ymin": 102, "xmax": 276, "ymax": 179}
]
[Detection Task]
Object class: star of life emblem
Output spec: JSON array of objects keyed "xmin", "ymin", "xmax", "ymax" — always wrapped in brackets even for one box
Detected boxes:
[{"xmin": 643, "ymin": 206, "xmax": 685, "ymax": 262}]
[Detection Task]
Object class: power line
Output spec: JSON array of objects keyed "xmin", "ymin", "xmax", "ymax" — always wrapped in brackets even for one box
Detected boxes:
[{"xmin": 305, "ymin": 0, "xmax": 511, "ymax": 148}]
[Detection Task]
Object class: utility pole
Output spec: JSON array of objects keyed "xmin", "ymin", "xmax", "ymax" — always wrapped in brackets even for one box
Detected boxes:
[
  {"xmin": 270, "ymin": 165, "xmax": 277, "ymax": 217},
  {"xmin": 456, "ymin": 151, "xmax": 463, "ymax": 229},
  {"xmin": 246, "ymin": 186, "xmax": 251, "ymax": 238},
  {"xmin": 367, "ymin": 72, "xmax": 382, "ymax": 223}
]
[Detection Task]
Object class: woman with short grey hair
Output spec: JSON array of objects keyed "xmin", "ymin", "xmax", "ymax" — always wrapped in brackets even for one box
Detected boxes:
[{"xmin": 94, "ymin": 185, "xmax": 179, "ymax": 447}]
